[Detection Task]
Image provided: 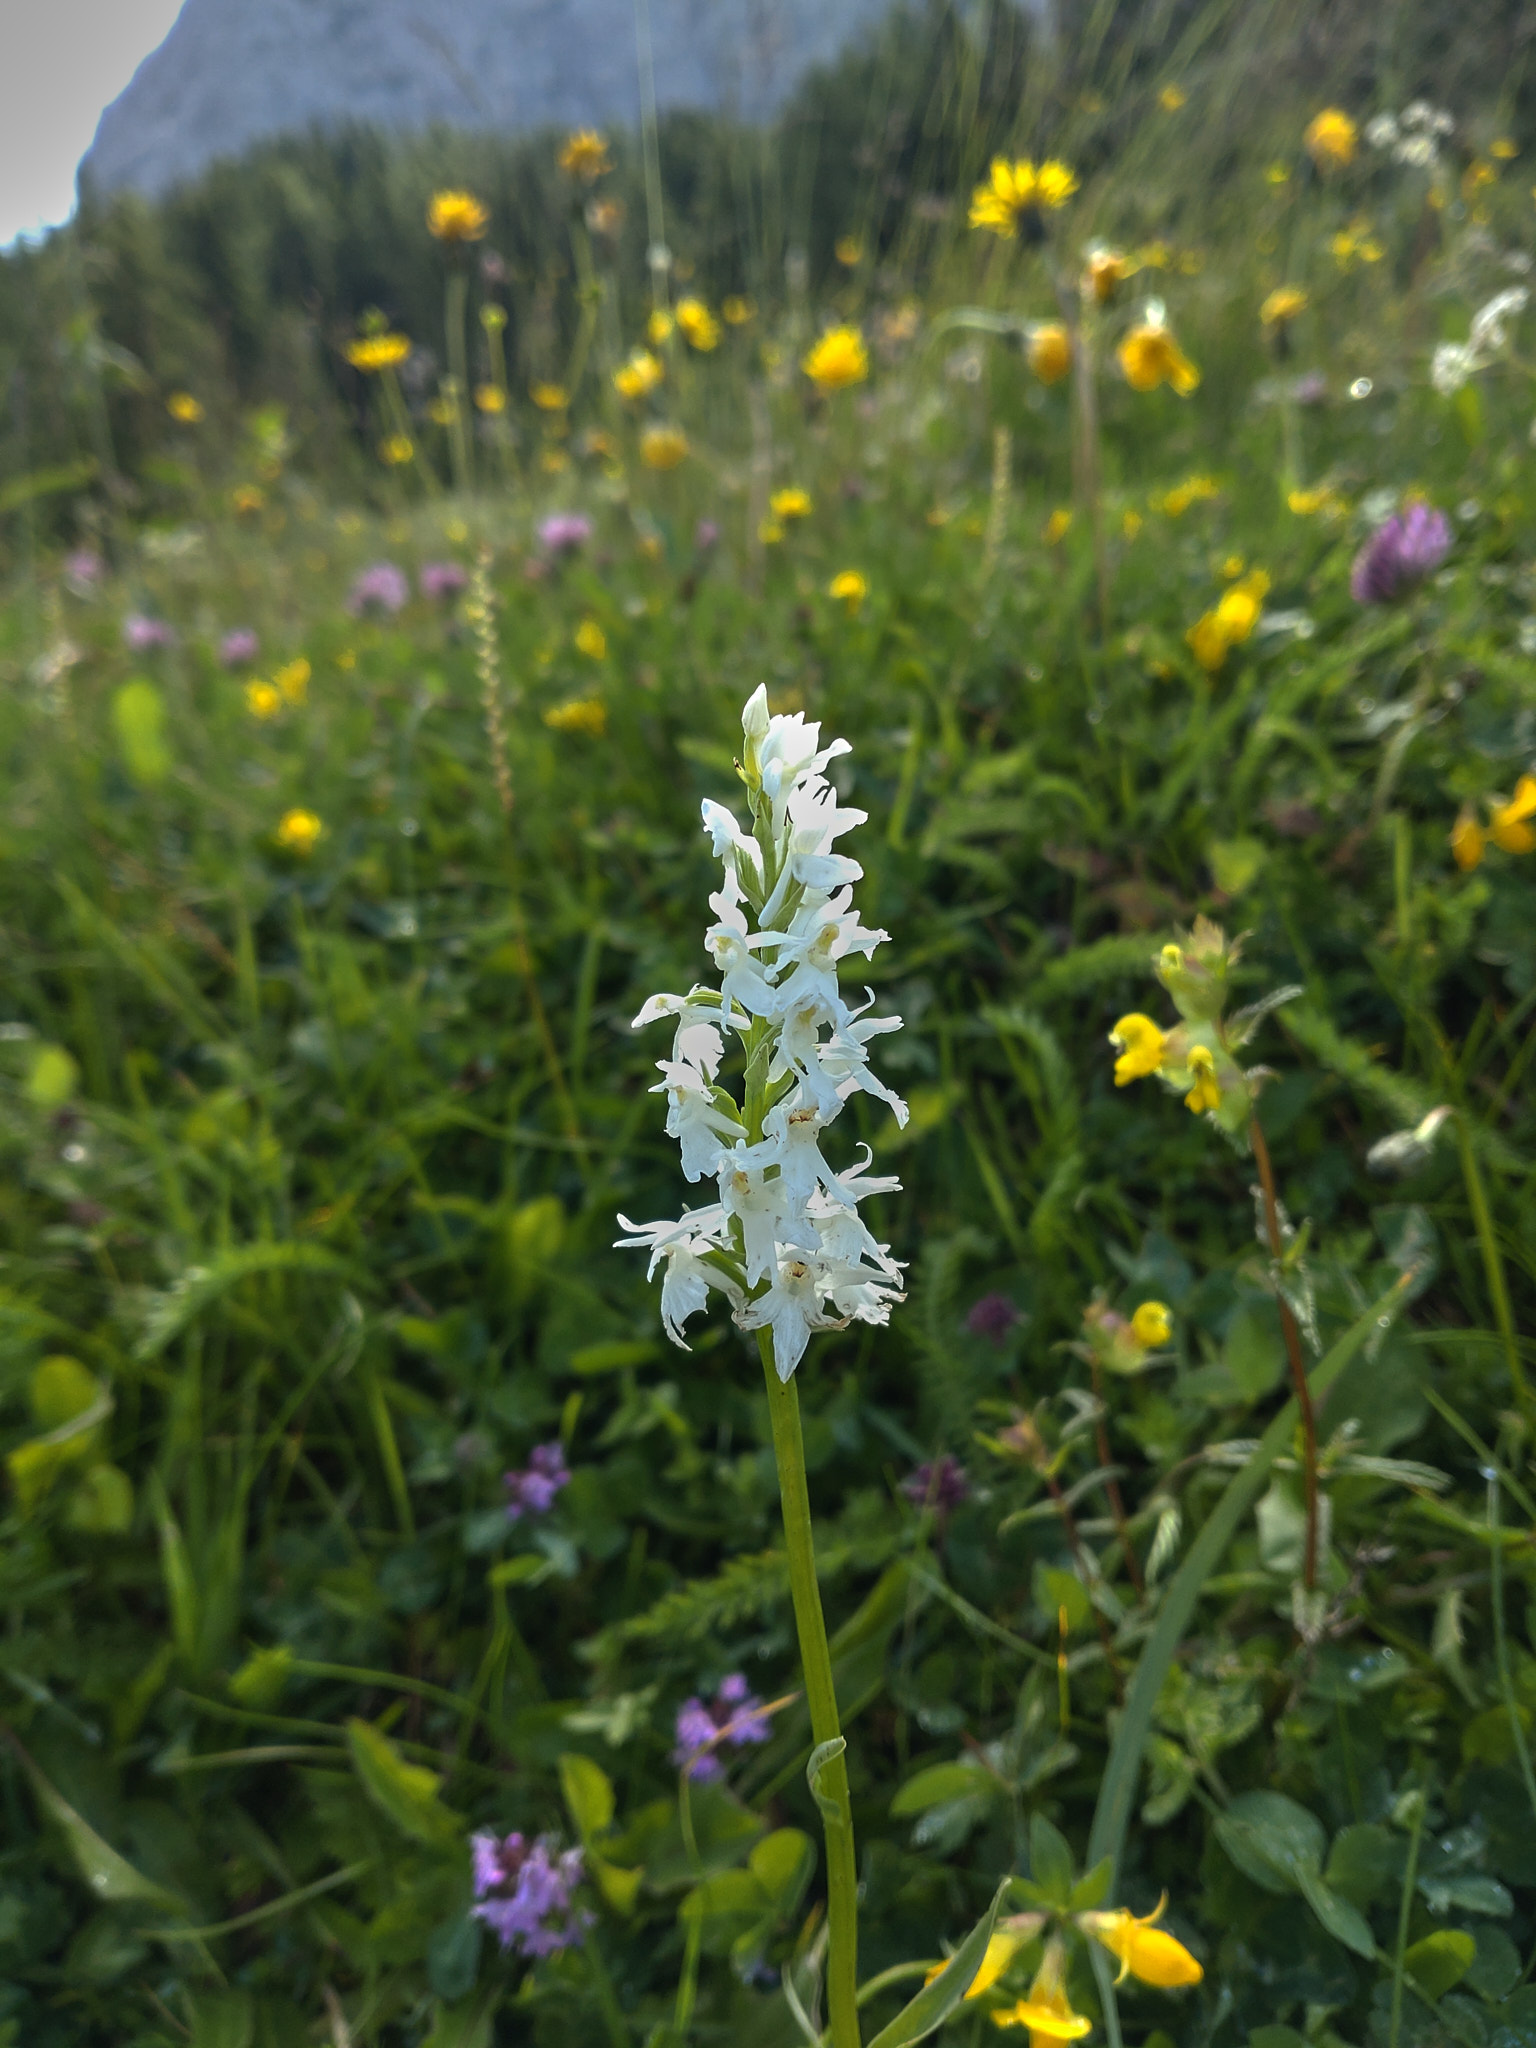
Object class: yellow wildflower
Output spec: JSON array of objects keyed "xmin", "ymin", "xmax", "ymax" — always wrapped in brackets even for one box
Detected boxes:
[
  {"xmin": 1266, "ymin": 161, "xmax": 1292, "ymax": 184},
  {"xmin": 275, "ymin": 658, "xmax": 310, "ymax": 706},
  {"xmin": 232, "ymin": 485, "xmax": 265, "ymax": 513},
  {"xmin": 1131, "ymin": 1301, "xmax": 1172, "ymax": 1347},
  {"xmin": 1288, "ymin": 485, "xmax": 1340, "ymax": 515},
  {"xmin": 835, "ymin": 236, "xmax": 863, "ymax": 266},
  {"xmin": 1261, "ymin": 286, "xmax": 1308, "ymax": 326},
  {"xmin": 480, "ymin": 305, "xmax": 507, "ymax": 333},
  {"xmin": 246, "ymin": 681, "xmax": 282, "ymax": 720},
  {"xmin": 1082, "ymin": 1899, "xmax": 1203, "ymax": 1989},
  {"xmin": 1122, "ymin": 509, "xmax": 1143, "ymax": 539},
  {"xmin": 1490, "ymin": 774, "xmax": 1536, "ymax": 852},
  {"xmin": 574, "ymin": 618, "xmax": 607, "ymax": 660},
  {"xmin": 1451, "ymin": 808, "xmax": 1486, "ymax": 871},
  {"xmin": 380, "ymin": 435, "xmax": 415, "ymax": 466},
  {"xmin": 647, "ymin": 308, "xmax": 675, "ymax": 344},
  {"xmin": 640, "ymin": 425, "xmax": 689, "ymax": 470},
  {"xmin": 614, "ymin": 349, "xmax": 665, "ymax": 400},
  {"xmin": 429, "ymin": 395, "xmax": 458, "ymax": 426},
  {"xmin": 559, "ymin": 130, "xmax": 611, "ymax": 180},
  {"xmin": 275, "ymin": 808, "xmax": 323, "ymax": 854},
  {"xmin": 758, "ymin": 520, "xmax": 785, "ymax": 545},
  {"xmin": 1043, "ymin": 509, "xmax": 1073, "ymax": 544},
  {"xmin": 923, "ymin": 1929, "xmax": 1028, "ymax": 1999},
  {"xmin": 770, "ymin": 487, "xmax": 812, "ymax": 521},
  {"xmin": 1110, "ymin": 1014, "xmax": 1167, "ymax": 1085},
  {"xmin": 531, "ymin": 382, "xmax": 568, "ymax": 411},
  {"xmin": 1222, "ymin": 555, "xmax": 1246, "ymax": 579},
  {"xmin": 1118, "ymin": 319, "xmax": 1200, "ymax": 394},
  {"xmin": 1183, "ymin": 1044, "xmax": 1222, "ymax": 1114},
  {"xmin": 676, "ymin": 298, "xmax": 722, "ymax": 351},
  {"xmin": 1305, "ymin": 108, "xmax": 1358, "ymax": 170},
  {"xmin": 166, "ymin": 391, "xmax": 204, "ymax": 423},
  {"xmin": 1464, "ymin": 159, "xmax": 1498, "ymax": 198},
  {"xmin": 829, "ymin": 569, "xmax": 868, "ymax": 614},
  {"xmin": 543, "ymin": 697, "xmax": 607, "ymax": 736},
  {"xmin": 1492, "ymin": 137, "xmax": 1519, "ymax": 160},
  {"xmin": 993, "ymin": 1944, "xmax": 1093, "ymax": 2044},
  {"xmin": 802, "ymin": 325, "xmax": 869, "ymax": 392},
  {"xmin": 1214, "ymin": 569, "xmax": 1269, "ymax": 642},
  {"xmin": 475, "ymin": 384, "xmax": 507, "ymax": 414},
  {"xmin": 1159, "ymin": 84, "xmax": 1187, "ymax": 111},
  {"xmin": 427, "ymin": 190, "xmax": 490, "ymax": 242},
  {"xmin": 1085, "ymin": 248, "xmax": 1131, "ymax": 303},
  {"xmin": 346, "ymin": 333, "xmax": 410, "ymax": 373},
  {"xmin": 1028, "ymin": 323, "xmax": 1074, "ymax": 384},
  {"xmin": 969, "ymin": 157, "xmax": 1079, "ymax": 237},
  {"xmin": 1187, "ymin": 612, "xmax": 1228, "ymax": 671},
  {"xmin": 722, "ymin": 295, "xmax": 756, "ymax": 325}
]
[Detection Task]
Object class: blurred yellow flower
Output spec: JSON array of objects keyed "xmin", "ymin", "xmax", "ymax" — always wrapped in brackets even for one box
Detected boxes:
[
  {"xmin": 1492, "ymin": 136, "xmax": 1519, "ymax": 160},
  {"xmin": 1186, "ymin": 613, "xmax": 1228, "ymax": 670},
  {"xmin": 1332, "ymin": 223, "xmax": 1384, "ymax": 267},
  {"xmin": 1305, "ymin": 107, "xmax": 1358, "ymax": 170},
  {"xmin": 1155, "ymin": 476, "xmax": 1220, "ymax": 516},
  {"xmin": 347, "ymin": 333, "xmax": 410, "ymax": 373},
  {"xmin": 640, "ymin": 425, "xmax": 689, "ymax": 470},
  {"xmin": 1085, "ymin": 247, "xmax": 1131, "ymax": 303},
  {"xmin": 1183, "ymin": 1044, "xmax": 1222, "ymax": 1114},
  {"xmin": 380, "ymin": 435, "xmax": 415, "ymax": 466},
  {"xmin": 246, "ymin": 681, "xmax": 282, "ymax": 720},
  {"xmin": 276, "ymin": 658, "xmax": 310, "ymax": 706},
  {"xmin": 1464, "ymin": 159, "xmax": 1498, "ymax": 197},
  {"xmin": 616, "ymin": 349, "xmax": 664, "ymax": 401},
  {"xmin": 1186, "ymin": 570, "xmax": 1267, "ymax": 671},
  {"xmin": 1288, "ymin": 484, "xmax": 1342, "ymax": 515},
  {"xmin": 829, "ymin": 569, "xmax": 868, "ymax": 613},
  {"xmin": 759, "ymin": 519, "xmax": 785, "ymax": 545},
  {"xmin": 722, "ymin": 295, "xmax": 756, "ymax": 325},
  {"xmin": 276, "ymin": 808, "xmax": 323, "ymax": 853},
  {"xmin": 429, "ymin": 395, "xmax": 459, "ymax": 426},
  {"xmin": 969, "ymin": 157, "xmax": 1078, "ymax": 236},
  {"xmin": 1159, "ymin": 83, "xmax": 1187, "ymax": 111},
  {"xmin": 802, "ymin": 326, "xmax": 869, "ymax": 391},
  {"xmin": 923, "ymin": 1930, "xmax": 1027, "ymax": 1998},
  {"xmin": 540, "ymin": 448, "xmax": 570, "ymax": 474},
  {"xmin": 1122, "ymin": 509, "xmax": 1143, "ymax": 539},
  {"xmin": 544, "ymin": 697, "xmax": 607, "ymax": 735},
  {"xmin": 1261, "ymin": 285, "xmax": 1308, "ymax": 325},
  {"xmin": 647, "ymin": 308, "xmax": 675, "ymax": 344},
  {"xmin": 167, "ymin": 391, "xmax": 203, "ymax": 423},
  {"xmin": 427, "ymin": 189, "xmax": 490, "ymax": 241},
  {"xmin": 1265, "ymin": 161, "xmax": 1292, "ymax": 184},
  {"xmin": 232, "ymin": 485, "xmax": 265, "ymax": 514},
  {"xmin": 1138, "ymin": 240, "xmax": 1171, "ymax": 269},
  {"xmin": 475, "ymin": 383, "xmax": 507, "ymax": 414},
  {"xmin": 993, "ymin": 1946, "xmax": 1092, "ymax": 2040},
  {"xmin": 574, "ymin": 618, "xmax": 608, "ymax": 660},
  {"xmin": 559, "ymin": 130, "xmax": 611, "ymax": 180},
  {"xmin": 1451, "ymin": 808, "xmax": 1486, "ymax": 871},
  {"xmin": 835, "ymin": 235, "xmax": 863, "ymax": 266},
  {"xmin": 531, "ymin": 382, "xmax": 568, "ymax": 411},
  {"xmin": 1110, "ymin": 1013, "xmax": 1167, "ymax": 1084},
  {"xmin": 1131, "ymin": 1301, "xmax": 1172, "ymax": 1347},
  {"xmin": 337, "ymin": 648, "xmax": 357, "ymax": 671},
  {"xmin": 1491, "ymin": 774, "xmax": 1536, "ymax": 852},
  {"xmin": 481, "ymin": 304, "xmax": 507, "ymax": 333},
  {"xmin": 1119, "ymin": 320, "xmax": 1200, "ymax": 394},
  {"xmin": 676, "ymin": 298, "xmax": 722, "ymax": 351},
  {"xmin": 1083, "ymin": 1901, "xmax": 1203, "ymax": 1988},
  {"xmin": 1043, "ymin": 508, "xmax": 1073, "ymax": 544},
  {"xmin": 1222, "ymin": 555, "xmax": 1246, "ymax": 578},
  {"xmin": 1028, "ymin": 322, "xmax": 1073, "ymax": 384},
  {"xmin": 770, "ymin": 487, "xmax": 812, "ymax": 520}
]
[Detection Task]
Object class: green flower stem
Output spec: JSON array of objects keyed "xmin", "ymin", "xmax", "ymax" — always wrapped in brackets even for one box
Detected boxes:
[
  {"xmin": 1455, "ymin": 1113, "xmax": 1531, "ymax": 1422},
  {"xmin": 758, "ymin": 1329, "xmax": 861, "ymax": 2048},
  {"xmin": 1249, "ymin": 1114, "xmax": 1319, "ymax": 1590},
  {"xmin": 444, "ymin": 267, "xmax": 472, "ymax": 493}
]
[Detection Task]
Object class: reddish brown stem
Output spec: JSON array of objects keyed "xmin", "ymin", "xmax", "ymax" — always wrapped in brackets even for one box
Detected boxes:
[
  {"xmin": 1091, "ymin": 1356, "xmax": 1145, "ymax": 1595},
  {"xmin": 1249, "ymin": 1115, "xmax": 1319, "ymax": 1591}
]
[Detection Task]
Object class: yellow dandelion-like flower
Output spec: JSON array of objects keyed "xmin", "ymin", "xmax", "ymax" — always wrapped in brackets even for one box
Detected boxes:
[
  {"xmin": 969, "ymin": 157, "xmax": 1078, "ymax": 238},
  {"xmin": 647, "ymin": 308, "xmax": 675, "ymax": 345},
  {"xmin": 1305, "ymin": 107, "xmax": 1358, "ymax": 170},
  {"xmin": 1261, "ymin": 285, "xmax": 1308, "ymax": 326},
  {"xmin": 1082, "ymin": 1900, "xmax": 1203, "ymax": 1989},
  {"xmin": 802, "ymin": 325, "xmax": 869, "ymax": 392},
  {"xmin": 1288, "ymin": 484, "xmax": 1341, "ymax": 515},
  {"xmin": 275, "ymin": 658, "xmax": 310, "ymax": 706},
  {"xmin": 574, "ymin": 618, "xmax": 608, "ymax": 660},
  {"xmin": 1131, "ymin": 1301, "xmax": 1172, "ymax": 1347},
  {"xmin": 1028, "ymin": 322, "xmax": 1074, "ymax": 384},
  {"xmin": 614, "ymin": 349, "xmax": 664, "ymax": 400},
  {"xmin": 1492, "ymin": 136, "xmax": 1519, "ymax": 160},
  {"xmin": 275, "ymin": 808, "xmax": 323, "ymax": 853},
  {"xmin": 676, "ymin": 298, "xmax": 722, "ymax": 351},
  {"xmin": 828, "ymin": 569, "xmax": 868, "ymax": 613},
  {"xmin": 1085, "ymin": 247, "xmax": 1132, "ymax": 303},
  {"xmin": 1187, "ymin": 612, "xmax": 1230, "ymax": 672},
  {"xmin": 246, "ymin": 681, "xmax": 282, "ymax": 720},
  {"xmin": 1109, "ymin": 1013, "xmax": 1168, "ymax": 1085},
  {"xmin": 835, "ymin": 235, "xmax": 863, "ymax": 266},
  {"xmin": 1159, "ymin": 83, "xmax": 1188, "ymax": 111},
  {"xmin": 1490, "ymin": 773, "xmax": 1536, "ymax": 853},
  {"xmin": 346, "ymin": 333, "xmax": 411, "ymax": 373},
  {"xmin": 770, "ymin": 486, "xmax": 812, "ymax": 521},
  {"xmin": 559, "ymin": 130, "xmax": 611, "ymax": 180},
  {"xmin": 1213, "ymin": 569, "xmax": 1269, "ymax": 644},
  {"xmin": 640, "ymin": 425, "xmax": 690, "ymax": 470},
  {"xmin": 427, "ymin": 189, "xmax": 490, "ymax": 242},
  {"xmin": 531, "ymin": 382, "xmax": 569, "ymax": 412},
  {"xmin": 475, "ymin": 383, "xmax": 507, "ymax": 414},
  {"xmin": 167, "ymin": 391, "xmax": 204, "ymax": 423},
  {"xmin": 1043, "ymin": 508, "xmax": 1073, "ymax": 544},
  {"xmin": 1156, "ymin": 476, "xmax": 1220, "ymax": 516},
  {"xmin": 722, "ymin": 294, "xmax": 756, "ymax": 325},
  {"xmin": 1464, "ymin": 159, "xmax": 1498, "ymax": 198},
  {"xmin": 543, "ymin": 697, "xmax": 607, "ymax": 735},
  {"xmin": 1183, "ymin": 1044, "xmax": 1222, "ymax": 1115},
  {"xmin": 380, "ymin": 435, "xmax": 415, "ymax": 466},
  {"xmin": 1451, "ymin": 808, "xmax": 1486, "ymax": 871},
  {"xmin": 1118, "ymin": 319, "xmax": 1200, "ymax": 394}
]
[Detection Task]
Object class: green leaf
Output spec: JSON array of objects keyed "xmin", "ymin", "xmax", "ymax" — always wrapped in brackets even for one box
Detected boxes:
[
  {"xmin": 345, "ymin": 1719, "xmax": 461, "ymax": 1845},
  {"xmin": 680, "ymin": 1869, "xmax": 766, "ymax": 1955},
  {"xmin": 112, "ymin": 678, "xmax": 172, "ymax": 786},
  {"xmin": 589, "ymin": 1853, "xmax": 643, "ymax": 1915},
  {"xmin": 423, "ymin": 1984, "xmax": 499, "ymax": 2048},
  {"xmin": 1028, "ymin": 1813, "xmax": 1075, "ymax": 1901},
  {"xmin": 65, "ymin": 1462, "xmax": 134, "ymax": 1534},
  {"xmin": 1070, "ymin": 1856, "xmax": 1114, "ymax": 1911},
  {"xmin": 185, "ymin": 1990, "xmax": 255, "ymax": 2048},
  {"xmin": 1406, "ymin": 1930, "xmax": 1477, "ymax": 2001},
  {"xmin": 749, "ymin": 1828, "xmax": 814, "ymax": 1918},
  {"xmin": 1325, "ymin": 1822, "xmax": 1405, "ymax": 1906},
  {"xmin": 1296, "ymin": 1869, "xmax": 1376, "ymax": 1958},
  {"xmin": 1467, "ymin": 1928, "xmax": 1522, "ymax": 2004},
  {"xmin": 568, "ymin": 1339, "xmax": 660, "ymax": 1375},
  {"xmin": 865, "ymin": 1874, "xmax": 1013, "ymax": 2048},
  {"xmin": 134, "ymin": 1243, "xmax": 361, "ymax": 1360},
  {"xmin": 1224, "ymin": 1302, "xmax": 1286, "ymax": 1399},
  {"xmin": 1208, "ymin": 836, "xmax": 1266, "ymax": 896},
  {"xmin": 1214, "ymin": 1791, "xmax": 1327, "ymax": 1893},
  {"xmin": 558, "ymin": 1751, "xmax": 615, "ymax": 1841},
  {"xmin": 426, "ymin": 1913, "xmax": 483, "ymax": 2002},
  {"xmin": 29, "ymin": 1355, "xmax": 99, "ymax": 1427},
  {"xmin": 1249, "ymin": 2030, "xmax": 1308, "ymax": 2048},
  {"xmin": 13, "ymin": 1740, "xmax": 185, "ymax": 1915},
  {"xmin": 890, "ymin": 1762, "xmax": 985, "ymax": 1817}
]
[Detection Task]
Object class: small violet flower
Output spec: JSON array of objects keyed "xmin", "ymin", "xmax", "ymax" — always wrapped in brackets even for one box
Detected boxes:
[
  {"xmin": 902, "ymin": 1455, "xmax": 970, "ymax": 1518},
  {"xmin": 1350, "ymin": 502, "xmax": 1451, "ymax": 605},
  {"xmin": 966, "ymin": 1292, "xmax": 1020, "ymax": 1346},
  {"xmin": 64, "ymin": 549, "xmax": 104, "ymax": 593},
  {"xmin": 470, "ymin": 1831, "xmax": 591, "ymax": 1956},
  {"xmin": 220, "ymin": 628, "xmax": 260, "ymax": 667},
  {"xmin": 419, "ymin": 561, "xmax": 468, "ymax": 601},
  {"xmin": 504, "ymin": 1441, "xmax": 570, "ymax": 1521},
  {"xmin": 538, "ymin": 512, "xmax": 593, "ymax": 555},
  {"xmin": 123, "ymin": 614, "xmax": 176, "ymax": 652},
  {"xmin": 673, "ymin": 1673, "xmax": 775, "ymax": 1780},
  {"xmin": 347, "ymin": 561, "xmax": 410, "ymax": 615}
]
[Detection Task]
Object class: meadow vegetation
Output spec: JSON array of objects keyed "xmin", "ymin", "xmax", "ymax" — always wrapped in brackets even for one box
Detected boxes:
[{"xmin": 2, "ymin": 1, "xmax": 1536, "ymax": 2044}]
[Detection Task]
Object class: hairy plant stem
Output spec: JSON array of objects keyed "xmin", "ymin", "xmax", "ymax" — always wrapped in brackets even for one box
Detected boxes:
[
  {"xmin": 758, "ymin": 1331, "xmax": 861, "ymax": 2048},
  {"xmin": 1248, "ymin": 1115, "xmax": 1319, "ymax": 1591}
]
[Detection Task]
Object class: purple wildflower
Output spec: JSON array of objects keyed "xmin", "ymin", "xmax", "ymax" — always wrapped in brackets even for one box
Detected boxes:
[
  {"xmin": 693, "ymin": 519, "xmax": 721, "ymax": 551},
  {"xmin": 64, "ymin": 549, "xmax": 104, "ymax": 593},
  {"xmin": 347, "ymin": 561, "xmax": 410, "ymax": 616},
  {"xmin": 220, "ymin": 628, "xmax": 260, "ymax": 667},
  {"xmin": 470, "ymin": 1831, "xmax": 590, "ymax": 1956},
  {"xmin": 966, "ymin": 1292, "xmax": 1020, "ymax": 1346},
  {"xmin": 538, "ymin": 513, "xmax": 593, "ymax": 555},
  {"xmin": 1350, "ymin": 502, "xmax": 1452, "ymax": 605},
  {"xmin": 419, "ymin": 561, "xmax": 468, "ymax": 601},
  {"xmin": 902, "ymin": 1455, "xmax": 971, "ymax": 1518},
  {"xmin": 123, "ymin": 614, "xmax": 176, "ymax": 652},
  {"xmin": 504, "ymin": 1441, "xmax": 570, "ymax": 1522},
  {"xmin": 673, "ymin": 1674, "xmax": 776, "ymax": 1781}
]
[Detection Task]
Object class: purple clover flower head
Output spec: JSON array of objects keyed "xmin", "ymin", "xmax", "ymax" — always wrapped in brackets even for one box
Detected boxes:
[
  {"xmin": 902, "ymin": 1455, "xmax": 971, "ymax": 1518},
  {"xmin": 419, "ymin": 561, "xmax": 468, "ymax": 601},
  {"xmin": 220, "ymin": 628, "xmax": 260, "ymax": 668},
  {"xmin": 966, "ymin": 1292, "xmax": 1020, "ymax": 1346},
  {"xmin": 470, "ymin": 1831, "xmax": 591, "ymax": 1956},
  {"xmin": 504, "ymin": 1441, "xmax": 570, "ymax": 1522},
  {"xmin": 538, "ymin": 513, "xmax": 593, "ymax": 555},
  {"xmin": 347, "ymin": 561, "xmax": 410, "ymax": 615},
  {"xmin": 694, "ymin": 518, "xmax": 721, "ymax": 551},
  {"xmin": 673, "ymin": 1675, "xmax": 776, "ymax": 1780},
  {"xmin": 64, "ymin": 549, "xmax": 104, "ymax": 593},
  {"xmin": 1350, "ymin": 502, "xmax": 1452, "ymax": 605},
  {"xmin": 123, "ymin": 614, "xmax": 176, "ymax": 652}
]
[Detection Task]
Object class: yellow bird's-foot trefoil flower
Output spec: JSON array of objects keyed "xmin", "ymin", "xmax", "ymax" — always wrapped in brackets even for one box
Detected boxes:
[
  {"xmin": 993, "ymin": 1941, "xmax": 1093, "ymax": 2042},
  {"xmin": 802, "ymin": 326, "xmax": 869, "ymax": 392},
  {"xmin": 1080, "ymin": 1898, "xmax": 1203, "ymax": 1988}
]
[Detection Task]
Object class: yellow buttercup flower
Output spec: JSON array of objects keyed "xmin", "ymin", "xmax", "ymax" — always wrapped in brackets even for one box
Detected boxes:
[
  {"xmin": 1288, "ymin": 485, "xmax": 1342, "ymax": 515},
  {"xmin": 475, "ymin": 384, "xmax": 507, "ymax": 414},
  {"xmin": 380, "ymin": 434, "xmax": 415, "ymax": 466},
  {"xmin": 275, "ymin": 808, "xmax": 323, "ymax": 854},
  {"xmin": 1110, "ymin": 1013, "xmax": 1167, "ymax": 1085},
  {"xmin": 574, "ymin": 618, "xmax": 607, "ymax": 660},
  {"xmin": 275, "ymin": 658, "xmax": 310, "ymax": 706},
  {"xmin": 1028, "ymin": 323, "xmax": 1074, "ymax": 384},
  {"xmin": 1451, "ymin": 808, "xmax": 1486, "ymax": 871},
  {"xmin": 770, "ymin": 487, "xmax": 812, "ymax": 521},
  {"xmin": 1213, "ymin": 569, "xmax": 1269, "ymax": 642},
  {"xmin": 1082, "ymin": 1900, "xmax": 1203, "ymax": 1989},
  {"xmin": 1085, "ymin": 248, "xmax": 1131, "ymax": 303},
  {"xmin": 245, "ymin": 681, "xmax": 282, "ymax": 720},
  {"xmin": 166, "ymin": 391, "xmax": 204, "ymax": 424},
  {"xmin": 1492, "ymin": 137, "xmax": 1519, "ymax": 160},
  {"xmin": 1489, "ymin": 774, "xmax": 1536, "ymax": 853},
  {"xmin": 802, "ymin": 326, "xmax": 869, "ymax": 392},
  {"xmin": 1118, "ymin": 320, "xmax": 1200, "ymax": 394},
  {"xmin": 1183, "ymin": 1045, "xmax": 1222, "ymax": 1115},
  {"xmin": 531, "ymin": 382, "xmax": 568, "ymax": 411},
  {"xmin": 993, "ymin": 1944, "xmax": 1092, "ymax": 2044},
  {"xmin": 1159, "ymin": 83, "xmax": 1187, "ymax": 111},
  {"xmin": 722, "ymin": 295, "xmax": 756, "ymax": 325},
  {"xmin": 614, "ymin": 349, "xmax": 665, "ymax": 400},
  {"xmin": 427, "ymin": 189, "xmax": 490, "ymax": 242},
  {"xmin": 969, "ymin": 157, "xmax": 1079, "ymax": 237},
  {"xmin": 1043, "ymin": 509, "xmax": 1073, "ymax": 544},
  {"xmin": 676, "ymin": 298, "xmax": 722, "ymax": 351},
  {"xmin": 640, "ymin": 425, "xmax": 689, "ymax": 470},
  {"xmin": 1304, "ymin": 108, "xmax": 1358, "ymax": 170},
  {"xmin": 1131, "ymin": 1301, "xmax": 1172, "ymax": 1347},
  {"xmin": 647, "ymin": 308, "xmax": 675, "ymax": 344},
  {"xmin": 346, "ymin": 333, "xmax": 410, "ymax": 373},
  {"xmin": 829, "ymin": 570, "xmax": 868, "ymax": 614},
  {"xmin": 1261, "ymin": 286, "xmax": 1308, "ymax": 326},
  {"xmin": 543, "ymin": 697, "xmax": 607, "ymax": 735},
  {"xmin": 559, "ymin": 130, "xmax": 611, "ymax": 180}
]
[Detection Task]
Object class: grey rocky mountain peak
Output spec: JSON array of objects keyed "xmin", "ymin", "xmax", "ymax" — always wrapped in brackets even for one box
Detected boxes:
[{"xmin": 81, "ymin": 0, "xmax": 894, "ymax": 201}]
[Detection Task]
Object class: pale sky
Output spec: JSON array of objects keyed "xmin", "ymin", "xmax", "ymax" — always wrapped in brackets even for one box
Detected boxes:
[{"xmin": 0, "ymin": 0, "xmax": 185, "ymax": 247}]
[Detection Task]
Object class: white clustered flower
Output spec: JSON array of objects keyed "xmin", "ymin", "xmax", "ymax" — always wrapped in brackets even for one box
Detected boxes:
[
  {"xmin": 617, "ymin": 686, "xmax": 907, "ymax": 1381},
  {"xmin": 1431, "ymin": 286, "xmax": 1529, "ymax": 396}
]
